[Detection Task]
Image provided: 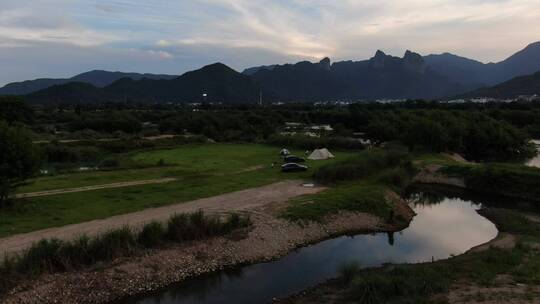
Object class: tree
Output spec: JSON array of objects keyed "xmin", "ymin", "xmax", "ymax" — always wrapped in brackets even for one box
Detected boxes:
[
  {"xmin": 0, "ymin": 96, "xmax": 33, "ymax": 124},
  {"xmin": 0, "ymin": 121, "xmax": 41, "ymax": 207}
]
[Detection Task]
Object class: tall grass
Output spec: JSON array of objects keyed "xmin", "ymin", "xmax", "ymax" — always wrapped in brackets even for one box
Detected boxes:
[
  {"xmin": 345, "ymin": 266, "xmax": 452, "ymax": 304},
  {"xmin": 338, "ymin": 261, "xmax": 361, "ymax": 283},
  {"xmin": 0, "ymin": 211, "xmax": 250, "ymax": 295},
  {"xmin": 313, "ymin": 150, "xmax": 410, "ymax": 184}
]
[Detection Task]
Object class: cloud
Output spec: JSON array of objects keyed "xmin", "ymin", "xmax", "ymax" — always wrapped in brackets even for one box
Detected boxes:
[{"xmin": 0, "ymin": 0, "xmax": 539, "ymax": 85}]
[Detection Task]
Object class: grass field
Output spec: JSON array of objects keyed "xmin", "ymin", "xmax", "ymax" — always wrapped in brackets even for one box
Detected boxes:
[
  {"xmin": 283, "ymin": 181, "xmax": 392, "ymax": 222},
  {"xmin": 1, "ymin": 144, "xmax": 356, "ymax": 238}
]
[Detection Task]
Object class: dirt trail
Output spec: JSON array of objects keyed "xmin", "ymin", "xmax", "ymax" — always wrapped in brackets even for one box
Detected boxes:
[
  {"xmin": 14, "ymin": 178, "xmax": 178, "ymax": 199},
  {"xmin": 0, "ymin": 180, "xmax": 323, "ymax": 257}
]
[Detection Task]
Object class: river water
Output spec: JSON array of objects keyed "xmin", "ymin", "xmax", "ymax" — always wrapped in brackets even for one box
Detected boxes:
[
  {"xmin": 125, "ymin": 190, "xmax": 498, "ymax": 304},
  {"xmin": 526, "ymin": 139, "xmax": 540, "ymax": 168}
]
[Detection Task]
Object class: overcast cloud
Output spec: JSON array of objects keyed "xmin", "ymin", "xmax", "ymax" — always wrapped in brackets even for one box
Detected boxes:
[{"xmin": 0, "ymin": 0, "xmax": 539, "ymax": 85}]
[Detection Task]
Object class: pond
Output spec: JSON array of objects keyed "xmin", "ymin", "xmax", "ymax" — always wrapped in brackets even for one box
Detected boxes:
[{"xmin": 124, "ymin": 190, "xmax": 498, "ymax": 304}]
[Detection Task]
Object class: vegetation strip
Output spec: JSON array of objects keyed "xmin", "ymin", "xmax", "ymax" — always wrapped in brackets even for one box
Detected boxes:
[
  {"xmin": 0, "ymin": 180, "xmax": 323, "ymax": 256},
  {"xmin": 0, "ymin": 211, "xmax": 251, "ymax": 296}
]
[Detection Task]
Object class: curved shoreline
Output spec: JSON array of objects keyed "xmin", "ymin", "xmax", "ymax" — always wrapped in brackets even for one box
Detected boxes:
[
  {"xmin": 274, "ymin": 206, "xmax": 517, "ymax": 304},
  {"xmin": 1, "ymin": 192, "xmax": 415, "ymax": 304}
]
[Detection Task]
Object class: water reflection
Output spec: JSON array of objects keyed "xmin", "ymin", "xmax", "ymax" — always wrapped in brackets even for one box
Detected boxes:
[
  {"xmin": 526, "ymin": 140, "xmax": 540, "ymax": 168},
  {"xmin": 128, "ymin": 192, "xmax": 497, "ymax": 304}
]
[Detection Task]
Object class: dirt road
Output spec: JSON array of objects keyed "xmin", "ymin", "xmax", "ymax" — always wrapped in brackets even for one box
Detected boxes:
[
  {"xmin": 14, "ymin": 178, "xmax": 178, "ymax": 199},
  {"xmin": 0, "ymin": 180, "xmax": 324, "ymax": 257}
]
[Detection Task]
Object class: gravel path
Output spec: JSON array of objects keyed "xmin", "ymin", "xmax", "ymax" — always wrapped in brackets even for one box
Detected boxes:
[
  {"xmin": 14, "ymin": 178, "xmax": 178, "ymax": 199},
  {"xmin": 0, "ymin": 180, "xmax": 323, "ymax": 257}
]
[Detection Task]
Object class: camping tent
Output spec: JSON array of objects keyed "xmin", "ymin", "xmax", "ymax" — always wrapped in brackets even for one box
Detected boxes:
[
  {"xmin": 308, "ymin": 148, "xmax": 335, "ymax": 160},
  {"xmin": 279, "ymin": 148, "xmax": 290, "ymax": 156}
]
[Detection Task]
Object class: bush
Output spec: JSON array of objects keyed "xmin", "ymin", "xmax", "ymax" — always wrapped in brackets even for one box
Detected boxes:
[
  {"xmin": 443, "ymin": 164, "xmax": 540, "ymax": 202},
  {"xmin": 166, "ymin": 211, "xmax": 248, "ymax": 242},
  {"xmin": 88, "ymin": 227, "xmax": 138, "ymax": 261},
  {"xmin": 16, "ymin": 239, "xmax": 64, "ymax": 275},
  {"xmin": 345, "ymin": 266, "xmax": 452, "ymax": 304},
  {"xmin": 377, "ymin": 167, "xmax": 413, "ymax": 190},
  {"xmin": 0, "ymin": 211, "xmax": 251, "ymax": 295},
  {"xmin": 313, "ymin": 150, "xmax": 409, "ymax": 184},
  {"xmin": 338, "ymin": 261, "xmax": 361, "ymax": 283},
  {"xmin": 138, "ymin": 221, "xmax": 166, "ymax": 248}
]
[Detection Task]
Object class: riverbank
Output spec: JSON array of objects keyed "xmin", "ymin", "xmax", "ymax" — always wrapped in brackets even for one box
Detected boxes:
[
  {"xmin": 275, "ymin": 207, "xmax": 540, "ymax": 304},
  {"xmin": 414, "ymin": 162, "xmax": 540, "ymax": 203},
  {"xmin": 1, "ymin": 188, "xmax": 414, "ymax": 304}
]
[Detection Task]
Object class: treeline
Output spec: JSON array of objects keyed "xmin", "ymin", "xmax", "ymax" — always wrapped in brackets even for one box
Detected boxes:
[
  {"xmin": 442, "ymin": 164, "xmax": 540, "ymax": 202},
  {"xmin": 366, "ymin": 110, "xmax": 534, "ymax": 161},
  {"xmin": 5, "ymin": 97, "xmax": 540, "ymax": 164},
  {"xmin": 267, "ymin": 134, "xmax": 364, "ymax": 150},
  {"xmin": 0, "ymin": 102, "xmax": 40, "ymax": 207},
  {"xmin": 41, "ymin": 135, "xmax": 208, "ymax": 165}
]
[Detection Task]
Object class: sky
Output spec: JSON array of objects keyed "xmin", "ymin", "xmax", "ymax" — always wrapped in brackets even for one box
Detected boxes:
[{"xmin": 1, "ymin": 0, "xmax": 540, "ymax": 86}]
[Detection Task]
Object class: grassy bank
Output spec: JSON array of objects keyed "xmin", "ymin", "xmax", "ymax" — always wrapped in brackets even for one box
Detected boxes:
[
  {"xmin": 442, "ymin": 163, "xmax": 540, "ymax": 202},
  {"xmin": 0, "ymin": 211, "xmax": 250, "ymax": 295},
  {"xmin": 283, "ymin": 182, "xmax": 393, "ymax": 222},
  {"xmin": 0, "ymin": 144, "xmax": 356, "ymax": 237},
  {"xmin": 283, "ymin": 150, "xmax": 416, "ymax": 222}
]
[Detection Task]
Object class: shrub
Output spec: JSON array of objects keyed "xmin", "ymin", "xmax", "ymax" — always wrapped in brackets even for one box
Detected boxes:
[
  {"xmin": 313, "ymin": 150, "xmax": 409, "ymax": 184},
  {"xmin": 88, "ymin": 227, "xmax": 137, "ymax": 261},
  {"xmin": 338, "ymin": 261, "xmax": 361, "ymax": 283},
  {"xmin": 15, "ymin": 239, "xmax": 64, "ymax": 274},
  {"xmin": 377, "ymin": 167, "xmax": 413, "ymax": 190},
  {"xmin": 166, "ymin": 211, "xmax": 248, "ymax": 242},
  {"xmin": 138, "ymin": 221, "xmax": 166, "ymax": 248},
  {"xmin": 345, "ymin": 266, "xmax": 452, "ymax": 304},
  {"xmin": 443, "ymin": 164, "xmax": 540, "ymax": 202},
  {"xmin": 0, "ymin": 211, "xmax": 250, "ymax": 295},
  {"xmin": 166, "ymin": 213, "xmax": 190, "ymax": 241}
]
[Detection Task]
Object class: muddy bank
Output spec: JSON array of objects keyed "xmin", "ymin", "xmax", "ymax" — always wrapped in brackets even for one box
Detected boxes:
[
  {"xmin": 413, "ymin": 165, "xmax": 466, "ymax": 188},
  {"xmin": 1, "ymin": 192, "xmax": 414, "ymax": 304}
]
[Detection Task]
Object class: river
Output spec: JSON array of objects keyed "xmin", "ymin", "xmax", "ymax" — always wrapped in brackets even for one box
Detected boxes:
[{"xmin": 123, "ymin": 189, "xmax": 498, "ymax": 304}]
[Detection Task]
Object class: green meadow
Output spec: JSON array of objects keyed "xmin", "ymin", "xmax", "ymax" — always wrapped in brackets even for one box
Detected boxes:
[{"xmin": 1, "ymin": 144, "xmax": 356, "ymax": 237}]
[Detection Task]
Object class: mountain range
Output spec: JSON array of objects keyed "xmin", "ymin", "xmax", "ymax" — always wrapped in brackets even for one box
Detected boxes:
[
  {"xmin": 24, "ymin": 64, "xmax": 265, "ymax": 104},
  {"xmin": 0, "ymin": 70, "xmax": 177, "ymax": 95},
  {"xmin": 4, "ymin": 41, "xmax": 540, "ymax": 103},
  {"xmin": 459, "ymin": 71, "xmax": 540, "ymax": 99}
]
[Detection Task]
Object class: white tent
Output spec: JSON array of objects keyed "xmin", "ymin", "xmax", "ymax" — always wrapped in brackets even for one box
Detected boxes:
[{"xmin": 308, "ymin": 148, "xmax": 335, "ymax": 160}]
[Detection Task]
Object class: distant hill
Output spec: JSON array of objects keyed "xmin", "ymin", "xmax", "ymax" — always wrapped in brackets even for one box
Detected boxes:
[
  {"xmin": 26, "ymin": 63, "xmax": 266, "ymax": 104},
  {"xmin": 423, "ymin": 53, "xmax": 487, "ymax": 86},
  {"xmin": 0, "ymin": 70, "xmax": 177, "ymax": 95},
  {"xmin": 25, "ymin": 82, "xmax": 107, "ymax": 104},
  {"xmin": 250, "ymin": 51, "xmax": 467, "ymax": 101},
  {"xmin": 14, "ymin": 41, "xmax": 540, "ymax": 103},
  {"xmin": 458, "ymin": 71, "xmax": 540, "ymax": 99},
  {"xmin": 242, "ymin": 65, "xmax": 277, "ymax": 76},
  {"xmin": 424, "ymin": 42, "xmax": 540, "ymax": 86}
]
